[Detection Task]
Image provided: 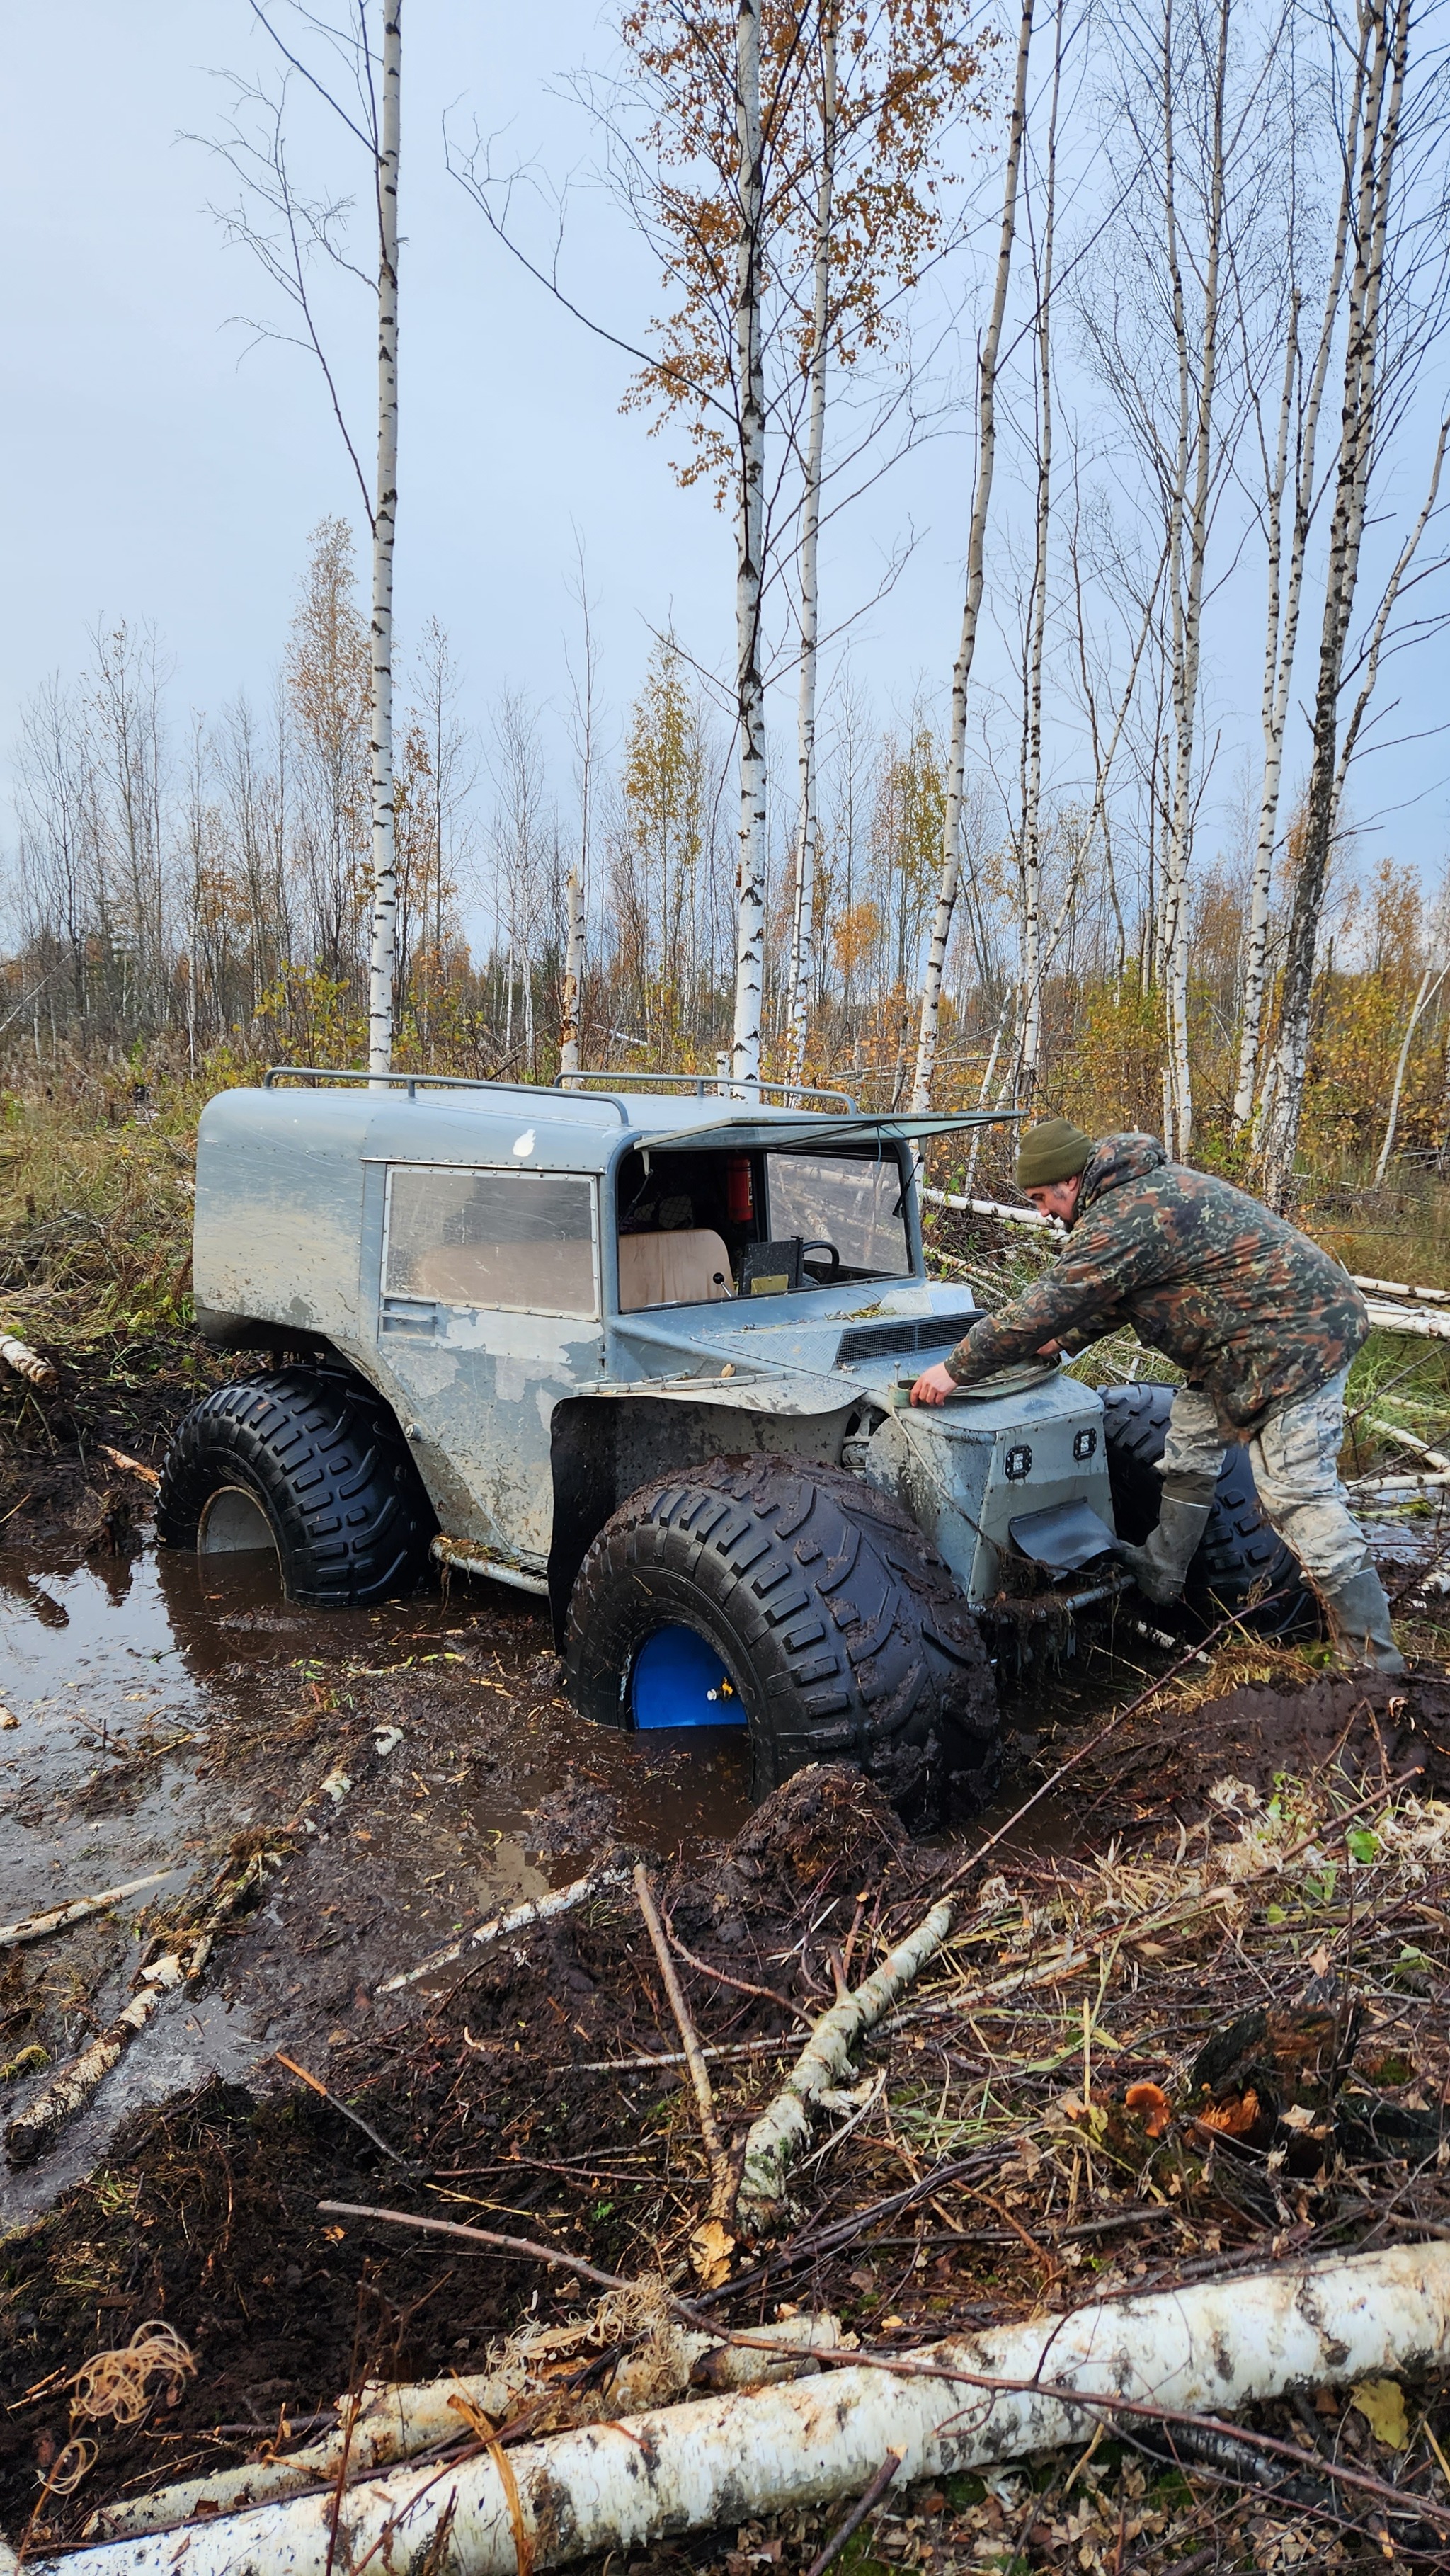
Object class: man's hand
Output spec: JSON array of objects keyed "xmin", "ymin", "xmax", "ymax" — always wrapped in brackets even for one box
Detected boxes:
[
  {"xmin": 1037, "ymin": 1340, "xmax": 1062, "ymax": 1358},
  {"xmin": 911, "ymin": 1362, "xmax": 959, "ymax": 1406}
]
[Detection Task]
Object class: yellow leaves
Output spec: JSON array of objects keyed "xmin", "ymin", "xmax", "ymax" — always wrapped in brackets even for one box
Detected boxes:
[
  {"xmin": 689, "ymin": 2219, "xmax": 736, "ymax": 2288},
  {"xmin": 1351, "ymin": 2378, "xmax": 1410, "ymax": 2451},
  {"xmin": 833, "ymin": 900, "xmax": 881, "ymax": 983}
]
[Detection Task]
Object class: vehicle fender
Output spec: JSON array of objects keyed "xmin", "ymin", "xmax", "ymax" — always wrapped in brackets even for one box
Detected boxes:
[{"xmin": 547, "ymin": 1386, "xmax": 862, "ymax": 1646}]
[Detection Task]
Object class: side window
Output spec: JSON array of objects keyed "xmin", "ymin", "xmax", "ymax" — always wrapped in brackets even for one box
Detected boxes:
[{"xmin": 384, "ymin": 1168, "xmax": 598, "ymax": 1318}]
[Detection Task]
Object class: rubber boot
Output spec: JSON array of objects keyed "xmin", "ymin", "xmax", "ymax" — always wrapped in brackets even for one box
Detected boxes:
[
  {"xmin": 1115, "ymin": 1496, "xmax": 1213, "ymax": 1605},
  {"xmin": 1321, "ymin": 1565, "xmax": 1407, "ymax": 1674}
]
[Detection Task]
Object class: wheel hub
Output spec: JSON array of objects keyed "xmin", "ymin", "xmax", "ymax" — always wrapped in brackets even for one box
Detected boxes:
[{"xmin": 631, "ymin": 1625, "xmax": 746, "ymax": 1730}]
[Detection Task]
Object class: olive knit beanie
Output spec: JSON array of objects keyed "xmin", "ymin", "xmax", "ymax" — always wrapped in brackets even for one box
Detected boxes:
[{"xmin": 1015, "ymin": 1117, "xmax": 1093, "ymax": 1190}]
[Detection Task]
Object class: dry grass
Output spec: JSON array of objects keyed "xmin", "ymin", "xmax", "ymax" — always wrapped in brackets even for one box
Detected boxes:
[{"xmin": 0, "ymin": 1040, "xmax": 249, "ymax": 1364}]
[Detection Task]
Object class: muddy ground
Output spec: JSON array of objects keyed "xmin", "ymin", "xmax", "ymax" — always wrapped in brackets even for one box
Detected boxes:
[{"xmin": 5, "ymin": 1347, "xmax": 1450, "ymax": 2569}]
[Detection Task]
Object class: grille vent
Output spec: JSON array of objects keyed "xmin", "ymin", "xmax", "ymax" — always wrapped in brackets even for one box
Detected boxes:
[{"xmin": 836, "ymin": 1312, "xmax": 977, "ymax": 1363}]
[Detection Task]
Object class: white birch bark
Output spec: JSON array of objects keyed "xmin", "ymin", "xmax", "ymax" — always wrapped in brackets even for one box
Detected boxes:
[
  {"xmin": 366, "ymin": 3, "xmax": 401, "ymax": 1083},
  {"xmin": 1231, "ymin": 308, "xmax": 1299, "ymax": 1134},
  {"xmin": 1014, "ymin": 0, "xmax": 1064, "ymax": 1105},
  {"xmin": 1332, "ymin": 408, "xmax": 1449, "ymax": 816},
  {"xmin": 786, "ymin": 11, "xmax": 838, "ymax": 1102},
  {"xmin": 1232, "ymin": 28, "xmax": 1369, "ymax": 1135},
  {"xmin": 559, "ymin": 868, "xmax": 585, "ymax": 1082},
  {"xmin": 1260, "ymin": 0, "xmax": 1411, "ymax": 1201},
  {"xmin": 57, "ymin": 2249, "xmax": 1450, "ymax": 2575},
  {"xmin": 737, "ymin": 1898, "xmax": 954, "ymax": 2223},
  {"xmin": 1376, "ymin": 963, "xmax": 1446, "ymax": 1185},
  {"xmin": 731, "ymin": 0, "xmax": 768, "ymax": 1098},
  {"xmin": 1157, "ymin": 0, "xmax": 1231, "ymax": 1158},
  {"xmin": 911, "ymin": 0, "xmax": 1034, "ymax": 1112}
]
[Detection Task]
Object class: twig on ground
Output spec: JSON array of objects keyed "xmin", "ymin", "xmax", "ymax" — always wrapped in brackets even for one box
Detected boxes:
[
  {"xmin": 98, "ymin": 1442, "xmax": 160, "ymax": 1488},
  {"xmin": 376, "ymin": 1857, "xmax": 632, "ymax": 1995},
  {"xmin": 664, "ymin": 1909, "xmax": 814, "ymax": 2029},
  {"xmin": 0, "ymin": 1867, "xmax": 177, "ymax": 1950},
  {"xmin": 803, "ymin": 2452, "xmax": 902, "ymax": 2576},
  {"xmin": 273, "ymin": 2051, "xmax": 416, "ymax": 2171},
  {"xmin": 736, "ymin": 1898, "xmax": 955, "ymax": 2227},
  {"xmin": 633, "ymin": 1861, "xmax": 733, "ymax": 2216}
]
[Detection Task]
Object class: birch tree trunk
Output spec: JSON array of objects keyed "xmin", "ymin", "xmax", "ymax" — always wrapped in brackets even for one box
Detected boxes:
[
  {"xmin": 731, "ymin": 0, "xmax": 768, "ymax": 1098},
  {"xmin": 1157, "ymin": 0, "xmax": 1230, "ymax": 1158},
  {"xmin": 787, "ymin": 11, "xmax": 838, "ymax": 1102},
  {"xmin": 560, "ymin": 868, "xmax": 585, "ymax": 1082},
  {"xmin": 1376, "ymin": 964, "xmax": 1446, "ymax": 1185},
  {"xmin": 366, "ymin": 1, "xmax": 401, "ymax": 1083},
  {"xmin": 1232, "ymin": 21, "xmax": 1369, "ymax": 1136},
  {"xmin": 1260, "ymin": 0, "xmax": 1410, "ymax": 1203},
  {"xmin": 1231, "ymin": 307, "xmax": 1299, "ymax": 1135},
  {"xmin": 911, "ymin": 0, "xmax": 1034, "ymax": 1112},
  {"xmin": 1014, "ymin": 0, "xmax": 1064, "ymax": 1106}
]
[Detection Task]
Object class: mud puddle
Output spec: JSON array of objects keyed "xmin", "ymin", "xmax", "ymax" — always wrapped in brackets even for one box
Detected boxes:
[{"xmin": 0, "ymin": 1533, "xmax": 754, "ymax": 2228}]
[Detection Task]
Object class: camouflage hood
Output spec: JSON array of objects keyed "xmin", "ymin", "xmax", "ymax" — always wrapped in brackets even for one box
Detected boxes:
[
  {"xmin": 1074, "ymin": 1131, "xmax": 1168, "ymax": 1222},
  {"xmin": 946, "ymin": 1132, "xmax": 1367, "ymax": 1436}
]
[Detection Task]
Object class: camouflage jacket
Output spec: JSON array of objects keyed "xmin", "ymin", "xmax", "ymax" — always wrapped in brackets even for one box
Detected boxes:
[{"xmin": 944, "ymin": 1133, "xmax": 1368, "ymax": 1435}]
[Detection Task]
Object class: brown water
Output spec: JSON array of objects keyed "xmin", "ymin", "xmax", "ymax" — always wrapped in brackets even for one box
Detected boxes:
[
  {"xmin": 0, "ymin": 1542, "xmax": 757, "ymax": 1918},
  {"xmin": 0, "ymin": 1537, "xmax": 760, "ymax": 2228}
]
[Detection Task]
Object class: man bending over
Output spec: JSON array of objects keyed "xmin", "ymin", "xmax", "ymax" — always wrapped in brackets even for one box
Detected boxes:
[{"xmin": 912, "ymin": 1118, "xmax": 1403, "ymax": 1673}]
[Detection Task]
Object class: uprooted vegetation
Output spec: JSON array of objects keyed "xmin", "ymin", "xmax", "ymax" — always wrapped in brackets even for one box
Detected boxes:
[{"xmin": 6, "ymin": 1660, "xmax": 1450, "ymax": 2572}]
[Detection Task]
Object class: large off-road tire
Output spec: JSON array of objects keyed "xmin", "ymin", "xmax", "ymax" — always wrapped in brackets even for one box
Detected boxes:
[
  {"xmin": 1101, "ymin": 1383, "xmax": 1317, "ymax": 1638},
  {"xmin": 564, "ymin": 1454, "xmax": 1000, "ymax": 1825},
  {"xmin": 156, "ymin": 1367, "xmax": 435, "ymax": 1607}
]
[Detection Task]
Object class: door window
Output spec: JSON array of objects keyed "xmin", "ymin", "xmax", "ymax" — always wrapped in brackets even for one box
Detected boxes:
[{"xmin": 384, "ymin": 1168, "xmax": 599, "ymax": 1318}]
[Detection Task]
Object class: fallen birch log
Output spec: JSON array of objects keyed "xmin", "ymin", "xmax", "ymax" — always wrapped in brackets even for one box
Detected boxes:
[
  {"xmin": 736, "ymin": 1898, "xmax": 954, "ymax": 2227},
  {"xmin": 4, "ymin": 1852, "xmax": 270, "ymax": 2165},
  {"xmin": 1349, "ymin": 1472, "xmax": 1450, "ymax": 1500},
  {"xmin": 0, "ymin": 1328, "xmax": 57, "ymax": 1389},
  {"xmin": 1353, "ymin": 1272, "xmax": 1450, "ymax": 1306},
  {"xmin": 377, "ymin": 1856, "xmax": 632, "ymax": 1996},
  {"xmin": 85, "ymin": 2317, "xmax": 847, "ymax": 2541},
  {"xmin": 0, "ymin": 1867, "xmax": 176, "ymax": 1951},
  {"xmin": 5, "ymin": 1981, "xmax": 173, "ymax": 2165},
  {"xmin": 921, "ymin": 1186, "xmax": 1057, "ymax": 1232},
  {"xmin": 1361, "ymin": 1297, "xmax": 1450, "ymax": 1340},
  {"xmin": 1361, "ymin": 1416, "xmax": 1450, "ymax": 1474},
  {"xmin": 40, "ymin": 2245, "xmax": 1450, "ymax": 2576}
]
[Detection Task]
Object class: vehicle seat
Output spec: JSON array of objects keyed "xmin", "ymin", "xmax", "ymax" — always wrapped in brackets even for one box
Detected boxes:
[{"xmin": 617, "ymin": 1229, "xmax": 733, "ymax": 1312}]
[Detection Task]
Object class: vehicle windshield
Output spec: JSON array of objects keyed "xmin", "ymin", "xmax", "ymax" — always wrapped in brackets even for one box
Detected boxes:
[{"xmin": 615, "ymin": 1142, "xmax": 911, "ymax": 1311}]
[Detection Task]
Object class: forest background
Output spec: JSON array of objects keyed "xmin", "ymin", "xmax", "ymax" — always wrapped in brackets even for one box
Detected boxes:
[{"xmin": 4, "ymin": 0, "xmax": 1450, "ymax": 1251}]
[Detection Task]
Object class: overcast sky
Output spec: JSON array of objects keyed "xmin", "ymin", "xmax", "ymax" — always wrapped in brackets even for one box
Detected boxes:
[{"xmin": 4, "ymin": 1, "xmax": 1446, "ymax": 897}]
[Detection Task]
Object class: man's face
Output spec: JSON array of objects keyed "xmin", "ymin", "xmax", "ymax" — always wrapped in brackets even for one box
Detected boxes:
[{"xmin": 1024, "ymin": 1175, "xmax": 1083, "ymax": 1225}]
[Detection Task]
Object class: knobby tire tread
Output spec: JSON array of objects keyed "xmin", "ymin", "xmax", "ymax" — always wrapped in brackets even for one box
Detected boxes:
[
  {"xmin": 157, "ymin": 1367, "xmax": 435, "ymax": 1607},
  {"xmin": 564, "ymin": 1454, "xmax": 1000, "ymax": 1824},
  {"xmin": 1101, "ymin": 1382, "xmax": 1316, "ymax": 1638}
]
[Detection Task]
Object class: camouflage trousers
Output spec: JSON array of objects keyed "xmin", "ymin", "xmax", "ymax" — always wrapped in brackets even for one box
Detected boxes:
[{"xmin": 1160, "ymin": 1367, "xmax": 1367, "ymax": 1591}]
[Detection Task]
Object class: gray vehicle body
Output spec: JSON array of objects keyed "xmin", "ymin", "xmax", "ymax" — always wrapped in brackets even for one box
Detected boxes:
[{"xmin": 192, "ymin": 1073, "xmax": 1117, "ymax": 1631}]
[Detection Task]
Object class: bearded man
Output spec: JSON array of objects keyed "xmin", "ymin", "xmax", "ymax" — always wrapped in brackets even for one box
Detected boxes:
[{"xmin": 911, "ymin": 1117, "xmax": 1403, "ymax": 1672}]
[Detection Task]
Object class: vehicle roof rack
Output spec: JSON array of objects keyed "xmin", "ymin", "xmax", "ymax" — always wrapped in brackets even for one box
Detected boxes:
[
  {"xmin": 557, "ymin": 1068, "xmax": 860, "ymax": 1114},
  {"xmin": 261, "ymin": 1066, "xmax": 633, "ymax": 1121}
]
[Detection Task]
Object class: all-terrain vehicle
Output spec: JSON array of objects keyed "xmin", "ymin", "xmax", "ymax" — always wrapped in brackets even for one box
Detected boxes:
[{"xmin": 158, "ymin": 1069, "xmax": 1302, "ymax": 1818}]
